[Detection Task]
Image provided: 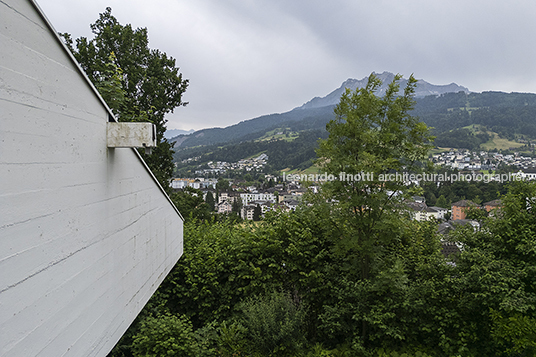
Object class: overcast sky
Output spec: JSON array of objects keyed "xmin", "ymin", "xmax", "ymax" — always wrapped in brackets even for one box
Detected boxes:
[{"xmin": 37, "ymin": 0, "xmax": 536, "ymax": 131}]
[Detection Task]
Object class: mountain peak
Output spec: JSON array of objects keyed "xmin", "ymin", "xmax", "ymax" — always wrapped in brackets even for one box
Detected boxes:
[{"xmin": 297, "ymin": 72, "xmax": 469, "ymax": 110}]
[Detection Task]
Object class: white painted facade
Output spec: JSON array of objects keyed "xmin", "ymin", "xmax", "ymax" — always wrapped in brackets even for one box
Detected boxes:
[
  {"xmin": 0, "ymin": 1, "xmax": 183, "ymax": 356},
  {"xmin": 241, "ymin": 205, "xmax": 256, "ymax": 220},
  {"xmin": 240, "ymin": 192, "xmax": 276, "ymax": 206},
  {"xmin": 217, "ymin": 201, "xmax": 233, "ymax": 214}
]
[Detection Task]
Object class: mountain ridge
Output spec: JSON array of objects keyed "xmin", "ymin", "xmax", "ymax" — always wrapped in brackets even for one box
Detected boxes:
[
  {"xmin": 297, "ymin": 71, "xmax": 469, "ymax": 110},
  {"xmin": 164, "ymin": 129, "xmax": 195, "ymax": 140}
]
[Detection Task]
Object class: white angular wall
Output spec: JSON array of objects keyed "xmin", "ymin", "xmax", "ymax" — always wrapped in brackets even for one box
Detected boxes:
[{"xmin": 0, "ymin": 1, "xmax": 184, "ymax": 356}]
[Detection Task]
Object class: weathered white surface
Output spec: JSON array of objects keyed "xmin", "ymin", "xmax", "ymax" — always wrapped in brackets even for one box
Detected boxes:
[
  {"xmin": 0, "ymin": 1, "xmax": 184, "ymax": 356},
  {"xmin": 107, "ymin": 122, "xmax": 157, "ymax": 148}
]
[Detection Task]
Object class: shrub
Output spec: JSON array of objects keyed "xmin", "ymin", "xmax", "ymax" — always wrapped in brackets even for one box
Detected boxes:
[
  {"xmin": 132, "ymin": 313, "xmax": 215, "ymax": 356},
  {"xmin": 239, "ymin": 291, "xmax": 305, "ymax": 355}
]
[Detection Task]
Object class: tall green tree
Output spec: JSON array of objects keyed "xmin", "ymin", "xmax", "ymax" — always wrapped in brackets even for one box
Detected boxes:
[
  {"xmin": 448, "ymin": 180, "xmax": 536, "ymax": 355},
  {"xmin": 435, "ymin": 194, "xmax": 449, "ymax": 209},
  {"xmin": 61, "ymin": 7, "xmax": 188, "ymax": 190},
  {"xmin": 205, "ymin": 191, "xmax": 215, "ymax": 212},
  {"xmin": 316, "ymin": 73, "xmax": 434, "ymax": 280},
  {"xmin": 315, "ymin": 73, "xmax": 434, "ymax": 345},
  {"xmin": 231, "ymin": 198, "xmax": 242, "ymax": 215},
  {"xmin": 216, "ymin": 178, "xmax": 231, "ymax": 192},
  {"xmin": 171, "ymin": 187, "xmax": 211, "ymax": 222},
  {"xmin": 252, "ymin": 204, "xmax": 262, "ymax": 221}
]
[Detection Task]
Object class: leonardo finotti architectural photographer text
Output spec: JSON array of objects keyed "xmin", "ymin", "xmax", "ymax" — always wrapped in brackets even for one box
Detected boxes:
[{"xmin": 282, "ymin": 171, "xmax": 524, "ymax": 184}]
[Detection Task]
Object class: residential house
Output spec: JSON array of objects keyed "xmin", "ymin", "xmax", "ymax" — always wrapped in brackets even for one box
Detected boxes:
[
  {"xmin": 428, "ymin": 206, "xmax": 449, "ymax": 220},
  {"xmin": 241, "ymin": 204, "xmax": 256, "ymax": 220},
  {"xmin": 171, "ymin": 178, "xmax": 193, "ymax": 189},
  {"xmin": 217, "ymin": 200, "xmax": 233, "ymax": 214},
  {"xmin": 413, "ymin": 196, "xmax": 425, "ymax": 204},
  {"xmin": 218, "ymin": 191, "xmax": 230, "ymax": 204},
  {"xmin": 240, "ymin": 192, "xmax": 276, "ymax": 206},
  {"xmin": 282, "ymin": 199, "xmax": 300, "ymax": 211},
  {"xmin": 250, "ymin": 200, "xmax": 272, "ymax": 214},
  {"xmin": 483, "ymin": 199, "xmax": 502, "ymax": 217},
  {"xmin": 451, "ymin": 200, "xmax": 478, "ymax": 220},
  {"xmin": 271, "ymin": 202, "xmax": 292, "ymax": 213},
  {"xmin": 407, "ymin": 201, "xmax": 428, "ymax": 221}
]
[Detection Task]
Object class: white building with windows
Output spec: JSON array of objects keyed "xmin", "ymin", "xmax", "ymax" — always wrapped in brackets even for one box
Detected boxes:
[
  {"xmin": 241, "ymin": 205, "xmax": 256, "ymax": 220},
  {"xmin": 217, "ymin": 201, "xmax": 233, "ymax": 214},
  {"xmin": 240, "ymin": 192, "xmax": 276, "ymax": 206}
]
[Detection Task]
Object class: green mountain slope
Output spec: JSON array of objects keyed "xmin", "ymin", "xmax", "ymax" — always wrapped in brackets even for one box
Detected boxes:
[
  {"xmin": 173, "ymin": 105, "xmax": 335, "ymax": 148},
  {"xmin": 172, "ymin": 86, "xmax": 536, "ymax": 174}
]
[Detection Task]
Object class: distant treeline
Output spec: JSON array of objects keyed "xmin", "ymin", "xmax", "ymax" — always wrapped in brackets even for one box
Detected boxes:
[
  {"xmin": 433, "ymin": 129, "xmax": 490, "ymax": 150},
  {"xmin": 415, "ymin": 91, "xmax": 536, "ymax": 141}
]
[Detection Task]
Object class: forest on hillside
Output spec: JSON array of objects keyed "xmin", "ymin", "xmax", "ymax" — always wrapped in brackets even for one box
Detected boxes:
[
  {"xmin": 173, "ymin": 91, "xmax": 536, "ymax": 150},
  {"xmin": 415, "ymin": 91, "xmax": 536, "ymax": 140},
  {"xmin": 174, "ymin": 130, "xmax": 329, "ymax": 176},
  {"xmin": 433, "ymin": 129, "xmax": 491, "ymax": 150}
]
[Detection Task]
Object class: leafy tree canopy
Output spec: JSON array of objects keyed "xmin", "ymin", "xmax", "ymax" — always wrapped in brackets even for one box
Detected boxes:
[
  {"xmin": 171, "ymin": 187, "xmax": 211, "ymax": 222},
  {"xmin": 61, "ymin": 7, "xmax": 188, "ymax": 189},
  {"xmin": 316, "ymin": 73, "xmax": 434, "ymax": 278}
]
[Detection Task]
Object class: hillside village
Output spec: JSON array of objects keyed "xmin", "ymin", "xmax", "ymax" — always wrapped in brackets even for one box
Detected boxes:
[
  {"xmin": 172, "ymin": 157, "xmax": 518, "ymax": 224},
  {"xmin": 169, "ymin": 148, "xmax": 536, "ymax": 277},
  {"xmin": 432, "ymin": 149, "xmax": 536, "ymax": 171},
  {"xmin": 172, "ymin": 168, "xmax": 511, "ymax": 260},
  {"xmin": 176, "ymin": 147, "xmax": 536, "ymax": 185},
  {"xmin": 172, "ymin": 148, "xmax": 536, "ymax": 222},
  {"xmin": 172, "ymin": 176, "xmax": 308, "ymax": 220},
  {"xmin": 193, "ymin": 153, "xmax": 269, "ymax": 176}
]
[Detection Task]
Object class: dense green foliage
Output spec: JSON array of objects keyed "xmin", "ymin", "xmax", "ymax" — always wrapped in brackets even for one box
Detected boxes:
[
  {"xmin": 170, "ymin": 187, "xmax": 213, "ymax": 221},
  {"xmin": 132, "ymin": 314, "xmax": 214, "ymax": 356},
  {"xmin": 421, "ymin": 167, "xmax": 508, "ymax": 207},
  {"xmin": 433, "ymin": 129, "xmax": 490, "ymax": 150},
  {"xmin": 238, "ymin": 291, "xmax": 306, "ymax": 355},
  {"xmin": 174, "ymin": 106, "xmax": 335, "ymax": 149},
  {"xmin": 448, "ymin": 181, "xmax": 536, "ymax": 355}
]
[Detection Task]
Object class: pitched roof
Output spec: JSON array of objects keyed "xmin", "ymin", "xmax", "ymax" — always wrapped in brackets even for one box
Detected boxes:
[
  {"xmin": 483, "ymin": 199, "xmax": 502, "ymax": 207},
  {"xmin": 452, "ymin": 200, "xmax": 478, "ymax": 207},
  {"xmin": 406, "ymin": 201, "xmax": 427, "ymax": 212}
]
